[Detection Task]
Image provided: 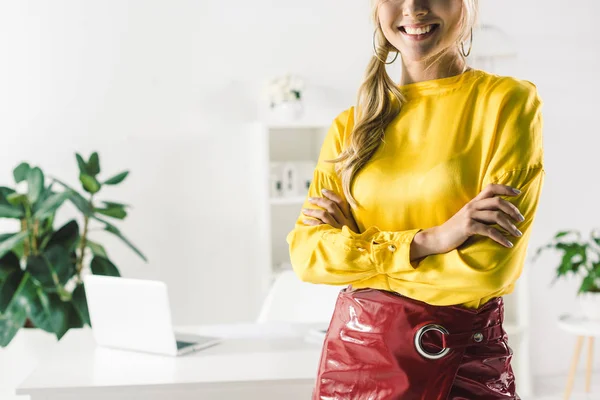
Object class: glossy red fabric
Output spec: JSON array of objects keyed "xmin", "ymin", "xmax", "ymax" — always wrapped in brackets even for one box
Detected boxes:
[{"xmin": 313, "ymin": 287, "xmax": 520, "ymax": 400}]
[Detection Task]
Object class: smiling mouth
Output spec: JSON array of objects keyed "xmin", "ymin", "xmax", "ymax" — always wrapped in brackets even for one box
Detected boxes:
[{"xmin": 399, "ymin": 24, "xmax": 440, "ymax": 37}]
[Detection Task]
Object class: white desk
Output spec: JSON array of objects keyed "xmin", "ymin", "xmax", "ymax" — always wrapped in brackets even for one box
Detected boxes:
[{"xmin": 16, "ymin": 323, "xmax": 325, "ymax": 400}]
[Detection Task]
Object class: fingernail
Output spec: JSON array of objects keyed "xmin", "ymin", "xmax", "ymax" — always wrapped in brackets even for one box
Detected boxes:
[
  {"xmin": 515, "ymin": 229, "xmax": 522, "ymax": 237},
  {"xmin": 506, "ymin": 240, "xmax": 514, "ymax": 247},
  {"xmin": 518, "ymin": 214, "xmax": 525, "ymax": 222},
  {"xmin": 308, "ymin": 197, "xmax": 315, "ymax": 202},
  {"xmin": 512, "ymin": 188, "xmax": 521, "ymax": 194},
  {"xmin": 321, "ymin": 188, "xmax": 328, "ymax": 194},
  {"xmin": 302, "ymin": 208, "xmax": 309, "ymax": 212}
]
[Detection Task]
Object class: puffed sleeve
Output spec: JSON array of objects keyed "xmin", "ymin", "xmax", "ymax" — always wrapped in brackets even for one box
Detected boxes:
[
  {"xmin": 286, "ymin": 107, "xmax": 423, "ymax": 285},
  {"xmin": 385, "ymin": 82, "xmax": 546, "ymax": 306}
]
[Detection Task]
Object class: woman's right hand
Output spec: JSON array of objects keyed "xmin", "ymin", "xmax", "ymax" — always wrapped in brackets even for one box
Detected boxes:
[{"xmin": 432, "ymin": 183, "xmax": 526, "ymax": 253}]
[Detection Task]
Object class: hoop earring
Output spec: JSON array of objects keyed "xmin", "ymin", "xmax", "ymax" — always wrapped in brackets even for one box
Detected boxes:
[
  {"xmin": 373, "ymin": 29, "xmax": 399, "ymax": 64},
  {"xmin": 460, "ymin": 27, "xmax": 473, "ymax": 57}
]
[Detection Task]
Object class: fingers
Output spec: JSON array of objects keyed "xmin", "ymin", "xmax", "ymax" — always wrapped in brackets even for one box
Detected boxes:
[
  {"xmin": 474, "ymin": 183, "xmax": 521, "ymax": 202},
  {"xmin": 302, "ymin": 189, "xmax": 346, "ymax": 225},
  {"xmin": 468, "ymin": 220, "xmax": 514, "ymax": 248},
  {"xmin": 321, "ymin": 188, "xmax": 351, "ymax": 216},
  {"xmin": 302, "ymin": 207, "xmax": 338, "ymax": 226},
  {"xmin": 471, "ymin": 209, "xmax": 523, "ymax": 238},
  {"xmin": 310, "ymin": 192, "xmax": 345, "ymax": 222},
  {"xmin": 474, "ymin": 196, "xmax": 525, "ymax": 224},
  {"xmin": 302, "ymin": 217, "xmax": 323, "ymax": 226}
]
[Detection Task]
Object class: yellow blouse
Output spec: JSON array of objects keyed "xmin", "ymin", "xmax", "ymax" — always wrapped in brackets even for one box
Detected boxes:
[{"xmin": 286, "ymin": 68, "xmax": 545, "ymax": 309}]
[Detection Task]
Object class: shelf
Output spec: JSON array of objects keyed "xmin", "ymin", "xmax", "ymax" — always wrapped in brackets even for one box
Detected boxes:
[{"xmin": 270, "ymin": 196, "xmax": 306, "ymax": 205}]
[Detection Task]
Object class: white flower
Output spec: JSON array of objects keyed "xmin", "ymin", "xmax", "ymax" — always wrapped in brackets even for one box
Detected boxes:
[
  {"xmin": 266, "ymin": 74, "xmax": 305, "ymax": 107},
  {"xmin": 273, "ymin": 91, "xmax": 285, "ymax": 105},
  {"xmin": 289, "ymin": 77, "xmax": 304, "ymax": 91}
]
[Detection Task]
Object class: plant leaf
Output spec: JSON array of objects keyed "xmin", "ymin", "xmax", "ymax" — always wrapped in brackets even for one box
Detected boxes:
[
  {"xmin": 10, "ymin": 239, "xmax": 25, "ymax": 261},
  {"xmin": 27, "ymin": 167, "xmax": 45, "ymax": 204},
  {"xmin": 71, "ymin": 283, "xmax": 90, "ymax": 326},
  {"xmin": 46, "ymin": 293, "xmax": 84, "ymax": 340},
  {"xmin": 0, "ymin": 251, "xmax": 20, "ymax": 282},
  {"xmin": 32, "ymin": 192, "xmax": 69, "ymax": 220},
  {"xmin": 0, "ymin": 232, "xmax": 29, "ymax": 260},
  {"xmin": 0, "ymin": 270, "xmax": 24, "ymax": 313},
  {"xmin": 94, "ymin": 205, "xmax": 127, "ymax": 220},
  {"xmin": 86, "ymin": 240, "xmax": 108, "ymax": 258},
  {"xmin": 75, "ymin": 153, "xmax": 88, "ymax": 175},
  {"xmin": 67, "ymin": 191, "xmax": 93, "ymax": 216},
  {"xmin": 26, "ymin": 254, "xmax": 57, "ymax": 289},
  {"xmin": 47, "ymin": 220, "xmax": 80, "ymax": 253},
  {"xmin": 13, "ymin": 163, "xmax": 31, "ymax": 184},
  {"xmin": 98, "ymin": 219, "xmax": 147, "ymax": 262},
  {"xmin": 31, "ymin": 184, "xmax": 54, "ymax": 214},
  {"xmin": 90, "ymin": 256, "xmax": 120, "ymax": 277},
  {"xmin": 0, "ymin": 272, "xmax": 28, "ymax": 346},
  {"xmin": 0, "ymin": 306, "xmax": 27, "ymax": 346},
  {"xmin": 0, "ymin": 307, "xmax": 27, "ymax": 346},
  {"xmin": 103, "ymin": 171, "xmax": 129, "ymax": 185},
  {"xmin": 102, "ymin": 201, "xmax": 130, "ymax": 209},
  {"xmin": 0, "ymin": 204, "xmax": 24, "ymax": 218},
  {"xmin": 579, "ymin": 275, "xmax": 597, "ymax": 293},
  {"xmin": 27, "ymin": 246, "xmax": 75, "ymax": 289},
  {"xmin": 6, "ymin": 193, "xmax": 27, "ymax": 206},
  {"xmin": 44, "ymin": 246, "xmax": 76, "ymax": 285},
  {"xmin": 51, "ymin": 178, "xmax": 94, "ymax": 216},
  {"xmin": 21, "ymin": 275, "xmax": 55, "ymax": 333},
  {"xmin": 87, "ymin": 152, "xmax": 100, "ymax": 176},
  {"xmin": 555, "ymin": 231, "xmax": 573, "ymax": 239},
  {"xmin": 0, "ymin": 187, "xmax": 16, "ymax": 206},
  {"xmin": 79, "ymin": 174, "xmax": 101, "ymax": 194}
]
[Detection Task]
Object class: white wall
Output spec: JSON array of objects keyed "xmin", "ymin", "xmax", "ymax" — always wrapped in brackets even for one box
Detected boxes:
[{"xmin": 1, "ymin": 0, "xmax": 599, "ymax": 382}]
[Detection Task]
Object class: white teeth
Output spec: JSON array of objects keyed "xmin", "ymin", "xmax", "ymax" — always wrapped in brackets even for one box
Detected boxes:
[{"xmin": 403, "ymin": 25, "xmax": 434, "ymax": 35}]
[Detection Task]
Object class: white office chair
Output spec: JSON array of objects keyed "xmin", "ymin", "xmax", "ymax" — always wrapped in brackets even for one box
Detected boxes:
[{"xmin": 256, "ymin": 269, "xmax": 343, "ymax": 324}]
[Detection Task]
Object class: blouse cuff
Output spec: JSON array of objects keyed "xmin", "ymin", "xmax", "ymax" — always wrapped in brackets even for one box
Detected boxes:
[{"xmin": 371, "ymin": 228, "xmax": 424, "ymax": 274}]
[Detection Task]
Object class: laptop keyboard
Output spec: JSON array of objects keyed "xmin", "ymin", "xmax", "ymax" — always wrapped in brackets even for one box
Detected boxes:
[{"xmin": 176, "ymin": 340, "xmax": 195, "ymax": 350}]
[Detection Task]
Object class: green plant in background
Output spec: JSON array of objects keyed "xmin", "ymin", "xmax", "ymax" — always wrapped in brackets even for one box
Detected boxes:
[
  {"xmin": 531, "ymin": 229, "xmax": 600, "ymax": 294},
  {"xmin": 0, "ymin": 152, "xmax": 147, "ymax": 347}
]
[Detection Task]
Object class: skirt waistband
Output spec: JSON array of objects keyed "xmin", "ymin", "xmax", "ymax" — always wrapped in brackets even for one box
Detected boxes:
[{"xmin": 342, "ymin": 286, "xmax": 506, "ymax": 357}]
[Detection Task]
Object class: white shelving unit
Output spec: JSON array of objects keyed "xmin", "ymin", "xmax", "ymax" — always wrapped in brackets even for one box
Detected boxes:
[
  {"xmin": 250, "ymin": 118, "xmax": 332, "ymax": 300},
  {"xmin": 248, "ymin": 117, "xmax": 532, "ymax": 397}
]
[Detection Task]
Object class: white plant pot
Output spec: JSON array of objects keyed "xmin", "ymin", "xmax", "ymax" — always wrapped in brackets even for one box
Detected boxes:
[
  {"xmin": 578, "ymin": 291, "xmax": 600, "ymax": 320},
  {"xmin": 271, "ymin": 100, "xmax": 304, "ymax": 121},
  {"xmin": 0, "ymin": 328, "xmax": 57, "ymax": 397}
]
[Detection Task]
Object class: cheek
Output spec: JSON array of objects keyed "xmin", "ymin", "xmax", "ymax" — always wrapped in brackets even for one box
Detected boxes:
[
  {"xmin": 435, "ymin": 0, "xmax": 464, "ymax": 34},
  {"xmin": 377, "ymin": 2, "xmax": 401, "ymax": 27},
  {"xmin": 377, "ymin": 3, "xmax": 403, "ymax": 41}
]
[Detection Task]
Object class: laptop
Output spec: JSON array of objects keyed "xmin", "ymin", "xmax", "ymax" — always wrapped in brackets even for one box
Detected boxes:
[{"xmin": 83, "ymin": 274, "xmax": 221, "ymax": 356}]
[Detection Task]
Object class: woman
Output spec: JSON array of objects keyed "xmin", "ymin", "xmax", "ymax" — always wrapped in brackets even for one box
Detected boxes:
[{"xmin": 286, "ymin": 0, "xmax": 545, "ymax": 399}]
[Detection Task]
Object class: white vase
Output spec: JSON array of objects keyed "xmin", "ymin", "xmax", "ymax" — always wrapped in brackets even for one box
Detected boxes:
[
  {"xmin": 578, "ymin": 292, "xmax": 600, "ymax": 320},
  {"xmin": 0, "ymin": 328, "xmax": 58, "ymax": 397},
  {"xmin": 271, "ymin": 100, "xmax": 304, "ymax": 121}
]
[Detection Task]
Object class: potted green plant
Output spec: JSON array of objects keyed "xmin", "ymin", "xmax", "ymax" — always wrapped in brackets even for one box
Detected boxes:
[
  {"xmin": 0, "ymin": 152, "xmax": 147, "ymax": 347},
  {"xmin": 531, "ymin": 229, "xmax": 600, "ymax": 320}
]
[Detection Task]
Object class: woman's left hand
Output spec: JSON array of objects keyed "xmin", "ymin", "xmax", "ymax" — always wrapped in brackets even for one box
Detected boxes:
[{"xmin": 301, "ymin": 188, "xmax": 359, "ymax": 233}]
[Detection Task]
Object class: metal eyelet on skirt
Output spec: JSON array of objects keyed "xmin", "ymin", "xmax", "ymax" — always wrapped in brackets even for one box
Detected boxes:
[{"xmin": 414, "ymin": 323, "xmax": 452, "ymax": 360}]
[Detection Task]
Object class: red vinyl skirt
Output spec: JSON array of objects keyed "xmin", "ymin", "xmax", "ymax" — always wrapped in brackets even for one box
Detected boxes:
[{"xmin": 313, "ymin": 286, "xmax": 520, "ymax": 400}]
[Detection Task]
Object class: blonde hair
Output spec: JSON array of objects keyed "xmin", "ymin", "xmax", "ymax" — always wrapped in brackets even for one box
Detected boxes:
[{"xmin": 326, "ymin": 0, "xmax": 479, "ymax": 209}]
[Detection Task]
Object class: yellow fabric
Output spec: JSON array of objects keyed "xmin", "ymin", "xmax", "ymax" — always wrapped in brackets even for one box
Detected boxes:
[{"xmin": 285, "ymin": 68, "xmax": 545, "ymax": 309}]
